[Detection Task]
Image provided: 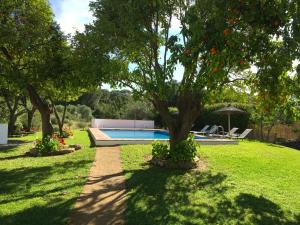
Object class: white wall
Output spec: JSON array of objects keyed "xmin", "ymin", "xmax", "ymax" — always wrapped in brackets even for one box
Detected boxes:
[
  {"xmin": 91, "ymin": 119, "xmax": 154, "ymax": 129},
  {"xmin": 0, "ymin": 124, "xmax": 8, "ymax": 145}
]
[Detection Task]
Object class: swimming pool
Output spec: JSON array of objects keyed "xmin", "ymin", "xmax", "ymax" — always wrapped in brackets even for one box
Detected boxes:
[
  {"xmin": 88, "ymin": 128, "xmax": 238, "ymax": 146},
  {"xmin": 100, "ymin": 129, "xmax": 204, "ymax": 140}
]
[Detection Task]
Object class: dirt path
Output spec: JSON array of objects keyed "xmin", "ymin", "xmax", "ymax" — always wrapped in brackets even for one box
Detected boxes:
[{"xmin": 69, "ymin": 146, "xmax": 126, "ymax": 225}]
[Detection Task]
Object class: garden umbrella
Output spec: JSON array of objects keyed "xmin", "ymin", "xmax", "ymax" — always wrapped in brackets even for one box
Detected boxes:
[{"xmin": 213, "ymin": 106, "xmax": 246, "ymax": 136}]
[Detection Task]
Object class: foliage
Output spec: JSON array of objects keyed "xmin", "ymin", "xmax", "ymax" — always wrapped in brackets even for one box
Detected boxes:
[
  {"xmin": 61, "ymin": 127, "xmax": 74, "ymax": 138},
  {"xmin": 0, "ymin": 0, "xmax": 98, "ymax": 137},
  {"xmin": 152, "ymin": 141, "xmax": 169, "ymax": 160},
  {"xmin": 81, "ymin": 0, "xmax": 298, "ymax": 153},
  {"xmin": 169, "ymin": 134, "xmax": 198, "ymax": 162},
  {"xmin": 77, "ymin": 105, "xmax": 93, "ymax": 121},
  {"xmin": 247, "ymin": 71, "xmax": 300, "ymax": 140},
  {"xmin": 35, "ymin": 136, "xmax": 60, "ymax": 156},
  {"xmin": 81, "ymin": 89, "xmax": 155, "ymax": 120},
  {"xmin": 194, "ymin": 102, "xmax": 251, "ymax": 132},
  {"xmin": 124, "ymin": 100, "xmax": 155, "ymax": 120}
]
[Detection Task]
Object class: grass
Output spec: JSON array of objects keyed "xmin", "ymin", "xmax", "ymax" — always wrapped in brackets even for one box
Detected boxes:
[
  {"xmin": 121, "ymin": 141, "xmax": 300, "ymax": 225},
  {"xmin": 0, "ymin": 130, "xmax": 95, "ymax": 225}
]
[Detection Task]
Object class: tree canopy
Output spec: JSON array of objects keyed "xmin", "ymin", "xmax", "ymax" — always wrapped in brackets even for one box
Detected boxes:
[
  {"xmin": 78, "ymin": 0, "xmax": 299, "ymax": 150},
  {"xmin": 0, "ymin": 0, "xmax": 96, "ymax": 137}
]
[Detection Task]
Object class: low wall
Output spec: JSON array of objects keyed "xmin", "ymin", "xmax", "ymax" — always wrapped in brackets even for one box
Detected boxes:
[
  {"xmin": 91, "ymin": 119, "xmax": 154, "ymax": 129},
  {"xmin": 0, "ymin": 124, "xmax": 8, "ymax": 145}
]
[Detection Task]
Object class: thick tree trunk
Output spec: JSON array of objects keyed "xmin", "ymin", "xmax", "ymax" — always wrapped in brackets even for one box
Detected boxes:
[
  {"xmin": 8, "ymin": 114, "xmax": 17, "ymax": 135},
  {"xmin": 27, "ymin": 85, "xmax": 53, "ymax": 138},
  {"xmin": 40, "ymin": 110, "xmax": 53, "ymax": 137},
  {"xmin": 152, "ymin": 91, "xmax": 202, "ymax": 152}
]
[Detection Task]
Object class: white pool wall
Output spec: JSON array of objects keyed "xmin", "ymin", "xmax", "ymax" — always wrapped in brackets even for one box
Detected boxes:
[
  {"xmin": 0, "ymin": 124, "xmax": 8, "ymax": 145},
  {"xmin": 91, "ymin": 119, "xmax": 154, "ymax": 129}
]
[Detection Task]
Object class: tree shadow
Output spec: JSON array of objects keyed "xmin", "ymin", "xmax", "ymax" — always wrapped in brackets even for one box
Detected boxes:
[
  {"xmin": 0, "ymin": 159, "xmax": 93, "ymax": 225},
  {"xmin": 0, "ymin": 153, "xmax": 28, "ymax": 161},
  {"xmin": 0, "ymin": 140, "xmax": 31, "ymax": 152},
  {"xmin": 0, "ymin": 198, "xmax": 76, "ymax": 225},
  {"xmin": 0, "ymin": 166, "xmax": 52, "ymax": 194},
  {"xmin": 124, "ymin": 166, "xmax": 300, "ymax": 225}
]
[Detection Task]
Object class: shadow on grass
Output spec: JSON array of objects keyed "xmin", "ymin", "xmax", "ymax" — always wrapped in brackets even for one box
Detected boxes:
[
  {"xmin": 0, "ymin": 160, "xmax": 92, "ymax": 225},
  {"xmin": 124, "ymin": 167, "xmax": 300, "ymax": 225},
  {"xmin": 0, "ymin": 198, "xmax": 76, "ymax": 225},
  {"xmin": 0, "ymin": 140, "xmax": 31, "ymax": 153}
]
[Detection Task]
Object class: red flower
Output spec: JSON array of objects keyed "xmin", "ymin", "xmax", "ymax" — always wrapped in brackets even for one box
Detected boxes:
[{"xmin": 60, "ymin": 138, "xmax": 65, "ymax": 145}]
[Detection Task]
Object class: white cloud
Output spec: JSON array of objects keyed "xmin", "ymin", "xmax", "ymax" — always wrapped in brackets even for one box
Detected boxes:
[{"xmin": 56, "ymin": 0, "xmax": 94, "ymax": 35}]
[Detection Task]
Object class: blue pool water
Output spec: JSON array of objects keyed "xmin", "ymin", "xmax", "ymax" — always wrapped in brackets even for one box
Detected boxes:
[{"xmin": 100, "ymin": 129, "xmax": 204, "ymax": 140}]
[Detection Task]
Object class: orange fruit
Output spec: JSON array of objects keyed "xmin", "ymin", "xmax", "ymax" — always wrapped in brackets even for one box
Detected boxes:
[
  {"xmin": 223, "ymin": 28, "xmax": 230, "ymax": 36},
  {"xmin": 210, "ymin": 48, "xmax": 217, "ymax": 55}
]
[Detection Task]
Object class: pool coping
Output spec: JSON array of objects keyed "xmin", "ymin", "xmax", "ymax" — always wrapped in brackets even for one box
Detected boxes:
[{"xmin": 88, "ymin": 128, "xmax": 238, "ymax": 146}]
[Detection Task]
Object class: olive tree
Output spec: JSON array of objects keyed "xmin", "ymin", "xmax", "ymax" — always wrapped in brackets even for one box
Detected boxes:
[{"xmin": 0, "ymin": 0, "xmax": 92, "ymax": 137}]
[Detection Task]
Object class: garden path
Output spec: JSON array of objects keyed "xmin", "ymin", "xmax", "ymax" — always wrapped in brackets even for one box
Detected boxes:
[{"xmin": 69, "ymin": 146, "xmax": 125, "ymax": 225}]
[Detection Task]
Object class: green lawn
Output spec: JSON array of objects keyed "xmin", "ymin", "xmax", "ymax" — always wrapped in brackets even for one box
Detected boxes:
[
  {"xmin": 121, "ymin": 141, "xmax": 300, "ymax": 225},
  {"xmin": 0, "ymin": 130, "xmax": 96, "ymax": 225}
]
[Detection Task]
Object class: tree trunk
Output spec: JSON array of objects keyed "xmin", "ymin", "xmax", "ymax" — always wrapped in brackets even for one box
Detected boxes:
[
  {"xmin": 260, "ymin": 115, "xmax": 264, "ymax": 140},
  {"xmin": 152, "ymin": 91, "xmax": 202, "ymax": 152},
  {"xmin": 2, "ymin": 95, "xmax": 24, "ymax": 135},
  {"xmin": 40, "ymin": 109, "xmax": 53, "ymax": 137},
  {"xmin": 27, "ymin": 107, "xmax": 36, "ymax": 131},
  {"xmin": 51, "ymin": 100, "xmax": 67, "ymax": 137},
  {"xmin": 27, "ymin": 85, "xmax": 53, "ymax": 138},
  {"xmin": 8, "ymin": 114, "xmax": 17, "ymax": 135}
]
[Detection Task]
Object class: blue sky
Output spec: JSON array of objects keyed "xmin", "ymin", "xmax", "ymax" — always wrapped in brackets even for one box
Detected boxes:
[
  {"xmin": 49, "ymin": 0, "xmax": 94, "ymax": 35},
  {"xmin": 49, "ymin": 0, "xmax": 184, "ymax": 82}
]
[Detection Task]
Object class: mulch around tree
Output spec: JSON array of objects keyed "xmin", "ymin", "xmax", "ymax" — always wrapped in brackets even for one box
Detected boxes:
[{"xmin": 69, "ymin": 146, "xmax": 126, "ymax": 225}]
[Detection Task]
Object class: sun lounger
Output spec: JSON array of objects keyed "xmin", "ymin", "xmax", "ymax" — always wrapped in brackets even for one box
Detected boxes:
[
  {"xmin": 232, "ymin": 129, "xmax": 252, "ymax": 139},
  {"xmin": 191, "ymin": 125, "xmax": 210, "ymax": 135}
]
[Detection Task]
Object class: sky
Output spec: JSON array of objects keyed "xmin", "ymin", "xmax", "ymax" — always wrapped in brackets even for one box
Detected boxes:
[
  {"xmin": 49, "ymin": 0, "xmax": 184, "ymax": 84},
  {"xmin": 49, "ymin": 0, "xmax": 94, "ymax": 35}
]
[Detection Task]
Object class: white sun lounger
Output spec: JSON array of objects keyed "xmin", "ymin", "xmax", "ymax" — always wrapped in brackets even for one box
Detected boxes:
[
  {"xmin": 232, "ymin": 129, "xmax": 252, "ymax": 139},
  {"xmin": 191, "ymin": 125, "xmax": 210, "ymax": 135},
  {"xmin": 224, "ymin": 127, "xmax": 239, "ymax": 137}
]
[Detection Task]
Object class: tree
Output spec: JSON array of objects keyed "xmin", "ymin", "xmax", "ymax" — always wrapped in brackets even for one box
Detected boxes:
[
  {"xmin": 0, "ymin": 0, "xmax": 90, "ymax": 138},
  {"xmin": 20, "ymin": 96, "xmax": 37, "ymax": 132},
  {"xmin": 81, "ymin": 0, "xmax": 296, "ymax": 154},
  {"xmin": 0, "ymin": 78, "xmax": 26, "ymax": 134},
  {"xmin": 249, "ymin": 71, "xmax": 300, "ymax": 141},
  {"xmin": 0, "ymin": 90, "xmax": 25, "ymax": 134}
]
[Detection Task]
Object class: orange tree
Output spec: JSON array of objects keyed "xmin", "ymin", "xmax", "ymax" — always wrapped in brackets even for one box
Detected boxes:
[{"xmin": 78, "ymin": 0, "xmax": 298, "ymax": 155}]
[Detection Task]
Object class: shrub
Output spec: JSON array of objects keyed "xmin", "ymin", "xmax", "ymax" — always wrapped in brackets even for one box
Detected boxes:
[
  {"xmin": 77, "ymin": 121, "xmax": 87, "ymax": 129},
  {"xmin": 77, "ymin": 105, "xmax": 93, "ymax": 121},
  {"xmin": 169, "ymin": 134, "xmax": 198, "ymax": 162},
  {"xmin": 35, "ymin": 136, "xmax": 60, "ymax": 156},
  {"xmin": 152, "ymin": 141, "xmax": 169, "ymax": 159},
  {"xmin": 61, "ymin": 127, "xmax": 73, "ymax": 138}
]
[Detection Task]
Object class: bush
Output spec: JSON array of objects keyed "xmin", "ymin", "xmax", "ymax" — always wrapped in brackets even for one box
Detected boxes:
[
  {"xmin": 77, "ymin": 105, "xmax": 93, "ymax": 121},
  {"xmin": 35, "ymin": 136, "xmax": 60, "ymax": 156},
  {"xmin": 77, "ymin": 121, "xmax": 87, "ymax": 129},
  {"xmin": 152, "ymin": 141, "xmax": 169, "ymax": 159},
  {"xmin": 61, "ymin": 127, "xmax": 73, "ymax": 138},
  {"xmin": 169, "ymin": 134, "xmax": 198, "ymax": 162}
]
